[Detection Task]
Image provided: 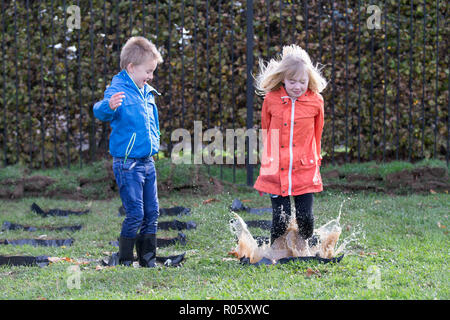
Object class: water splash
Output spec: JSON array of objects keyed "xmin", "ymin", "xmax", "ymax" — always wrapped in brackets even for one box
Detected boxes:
[{"xmin": 229, "ymin": 198, "xmax": 359, "ymax": 264}]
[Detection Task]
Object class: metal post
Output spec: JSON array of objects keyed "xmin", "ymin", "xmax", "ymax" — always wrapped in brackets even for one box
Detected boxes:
[{"xmin": 246, "ymin": 0, "xmax": 254, "ymax": 186}]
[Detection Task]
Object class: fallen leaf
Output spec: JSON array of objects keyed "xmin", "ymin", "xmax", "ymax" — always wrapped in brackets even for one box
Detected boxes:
[
  {"xmin": 203, "ymin": 198, "xmax": 219, "ymax": 204},
  {"xmin": 345, "ymin": 224, "xmax": 352, "ymax": 231},
  {"xmin": 430, "ymin": 189, "xmax": 437, "ymax": 194},
  {"xmin": 228, "ymin": 250, "xmax": 239, "ymax": 258},
  {"xmin": 48, "ymin": 257, "xmax": 75, "ymax": 263},
  {"xmin": 359, "ymin": 251, "xmax": 378, "ymax": 256},
  {"xmin": 437, "ymin": 222, "xmax": 446, "ymax": 229},
  {"xmin": 305, "ymin": 267, "xmax": 321, "ymax": 278},
  {"xmin": 222, "ymin": 257, "xmax": 237, "ymax": 262},
  {"xmin": 241, "ymin": 199, "xmax": 252, "ymax": 203}
]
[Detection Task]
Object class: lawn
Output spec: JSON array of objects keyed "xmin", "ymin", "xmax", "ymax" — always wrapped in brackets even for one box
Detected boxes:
[{"xmin": 0, "ymin": 161, "xmax": 448, "ymax": 300}]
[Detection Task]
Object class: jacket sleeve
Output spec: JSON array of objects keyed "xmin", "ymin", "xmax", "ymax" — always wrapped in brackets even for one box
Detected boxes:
[
  {"xmin": 314, "ymin": 97, "xmax": 324, "ymax": 165},
  {"xmin": 93, "ymin": 85, "xmax": 119, "ymax": 122}
]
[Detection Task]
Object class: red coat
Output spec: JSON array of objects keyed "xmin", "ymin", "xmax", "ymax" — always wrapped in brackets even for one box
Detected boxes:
[{"xmin": 254, "ymin": 86, "xmax": 324, "ymax": 196}]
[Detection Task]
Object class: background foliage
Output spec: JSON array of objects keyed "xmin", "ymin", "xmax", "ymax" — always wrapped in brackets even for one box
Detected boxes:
[{"xmin": 0, "ymin": 0, "xmax": 448, "ymax": 169}]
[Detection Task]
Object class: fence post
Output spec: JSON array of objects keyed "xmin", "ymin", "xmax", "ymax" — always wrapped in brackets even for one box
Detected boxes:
[{"xmin": 246, "ymin": 0, "xmax": 254, "ymax": 186}]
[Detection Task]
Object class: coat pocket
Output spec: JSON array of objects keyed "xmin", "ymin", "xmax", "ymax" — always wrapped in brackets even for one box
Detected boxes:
[{"xmin": 297, "ymin": 154, "xmax": 316, "ymax": 169}]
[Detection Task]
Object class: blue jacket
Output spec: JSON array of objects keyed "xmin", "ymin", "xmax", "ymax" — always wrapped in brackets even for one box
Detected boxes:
[{"xmin": 93, "ymin": 70, "xmax": 161, "ymax": 159}]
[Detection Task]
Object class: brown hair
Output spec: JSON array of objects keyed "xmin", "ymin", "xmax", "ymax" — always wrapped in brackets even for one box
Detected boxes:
[{"xmin": 120, "ymin": 36, "xmax": 163, "ymax": 70}]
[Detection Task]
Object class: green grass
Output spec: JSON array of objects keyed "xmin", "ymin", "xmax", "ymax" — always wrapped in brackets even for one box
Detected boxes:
[{"xmin": 0, "ymin": 185, "xmax": 448, "ymax": 299}]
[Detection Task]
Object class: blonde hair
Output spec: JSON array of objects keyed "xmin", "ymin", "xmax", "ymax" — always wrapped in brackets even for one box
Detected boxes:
[
  {"xmin": 120, "ymin": 36, "xmax": 163, "ymax": 70},
  {"xmin": 255, "ymin": 44, "xmax": 327, "ymax": 96}
]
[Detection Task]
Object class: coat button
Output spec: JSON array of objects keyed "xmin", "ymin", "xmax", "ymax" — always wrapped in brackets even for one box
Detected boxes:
[
  {"xmin": 284, "ymin": 123, "xmax": 287, "ymax": 126},
  {"xmin": 310, "ymin": 159, "xmax": 314, "ymax": 164},
  {"xmin": 281, "ymin": 168, "xmax": 284, "ymax": 171},
  {"xmin": 282, "ymin": 191, "xmax": 285, "ymax": 193},
  {"xmin": 281, "ymin": 145, "xmax": 284, "ymax": 148}
]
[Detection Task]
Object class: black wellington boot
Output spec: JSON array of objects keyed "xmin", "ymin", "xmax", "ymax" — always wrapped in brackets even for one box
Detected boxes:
[
  {"xmin": 136, "ymin": 234, "xmax": 157, "ymax": 268},
  {"xmin": 118, "ymin": 236, "xmax": 136, "ymax": 266}
]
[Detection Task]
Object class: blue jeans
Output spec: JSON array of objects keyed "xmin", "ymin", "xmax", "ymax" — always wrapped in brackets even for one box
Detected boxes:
[{"xmin": 112, "ymin": 156, "xmax": 159, "ymax": 238}]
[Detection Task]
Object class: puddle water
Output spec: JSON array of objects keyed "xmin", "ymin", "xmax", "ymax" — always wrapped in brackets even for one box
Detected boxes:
[{"xmin": 230, "ymin": 199, "xmax": 359, "ymax": 264}]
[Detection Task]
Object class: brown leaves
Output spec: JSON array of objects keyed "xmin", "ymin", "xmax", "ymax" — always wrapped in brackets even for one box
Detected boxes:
[
  {"xmin": 227, "ymin": 250, "xmax": 239, "ymax": 258},
  {"xmin": 305, "ymin": 267, "xmax": 321, "ymax": 278},
  {"xmin": 359, "ymin": 251, "xmax": 378, "ymax": 257},
  {"xmin": 202, "ymin": 198, "xmax": 219, "ymax": 204},
  {"xmin": 48, "ymin": 256, "xmax": 90, "ymax": 265},
  {"xmin": 437, "ymin": 222, "xmax": 446, "ymax": 229}
]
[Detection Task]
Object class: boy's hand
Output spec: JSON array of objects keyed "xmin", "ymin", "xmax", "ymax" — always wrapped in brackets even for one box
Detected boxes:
[{"xmin": 109, "ymin": 92, "xmax": 125, "ymax": 110}]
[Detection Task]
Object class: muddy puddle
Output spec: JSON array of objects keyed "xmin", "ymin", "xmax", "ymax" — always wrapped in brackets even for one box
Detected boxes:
[{"xmin": 230, "ymin": 200, "xmax": 359, "ymax": 264}]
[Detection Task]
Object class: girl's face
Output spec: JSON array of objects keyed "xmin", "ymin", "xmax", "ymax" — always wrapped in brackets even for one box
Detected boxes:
[
  {"xmin": 283, "ymin": 68, "xmax": 309, "ymax": 99},
  {"xmin": 127, "ymin": 58, "xmax": 157, "ymax": 88}
]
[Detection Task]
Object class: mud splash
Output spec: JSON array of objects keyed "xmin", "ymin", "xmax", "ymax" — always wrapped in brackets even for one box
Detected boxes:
[{"xmin": 230, "ymin": 200, "xmax": 357, "ymax": 264}]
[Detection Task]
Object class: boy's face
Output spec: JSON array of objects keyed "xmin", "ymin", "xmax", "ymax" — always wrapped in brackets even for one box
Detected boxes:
[
  {"xmin": 283, "ymin": 69, "xmax": 309, "ymax": 99},
  {"xmin": 127, "ymin": 58, "xmax": 157, "ymax": 89}
]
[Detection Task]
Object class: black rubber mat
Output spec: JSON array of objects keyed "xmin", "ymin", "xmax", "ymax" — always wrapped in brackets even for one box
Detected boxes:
[
  {"xmin": 2, "ymin": 221, "xmax": 82, "ymax": 232},
  {"xmin": 240, "ymin": 254, "xmax": 345, "ymax": 266},
  {"xmin": 230, "ymin": 199, "xmax": 271, "ymax": 216},
  {"xmin": 0, "ymin": 255, "xmax": 50, "ymax": 267},
  {"xmin": 101, "ymin": 252, "xmax": 185, "ymax": 267},
  {"xmin": 31, "ymin": 203, "xmax": 89, "ymax": 217},
  {"xmin": 245, "ymin": 220, "xmax": 272, "ymax": 230},
  {"xmin": 158, "ymin": 220, "xmax": 197, "ymax": 231},
  {"xmin": 0, "ymin": 238, "xmax": 74, "ymax": 247},
  {"xmin": 109, "ymin": 233, "xmax": 187, "ymax": 248},
  {"xmin": 118, "ymin": 206, "xmax": 191, "ymax": 217}
]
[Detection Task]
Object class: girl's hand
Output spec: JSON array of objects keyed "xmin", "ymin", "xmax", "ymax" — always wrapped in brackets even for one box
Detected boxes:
[{"xmin": 109, "ymin": 92, "xmax": 125, "ymax": 110}]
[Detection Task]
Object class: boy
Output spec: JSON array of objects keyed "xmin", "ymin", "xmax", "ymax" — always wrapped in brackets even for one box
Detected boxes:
[{"xmin": 93, "ymin": 36, "xmax": 163, "ymax": 267}]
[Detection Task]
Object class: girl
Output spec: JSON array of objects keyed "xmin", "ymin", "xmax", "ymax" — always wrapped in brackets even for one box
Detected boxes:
[{"xmin": 253, "ymin": 44, "xmax": 327, "ymax": 245}]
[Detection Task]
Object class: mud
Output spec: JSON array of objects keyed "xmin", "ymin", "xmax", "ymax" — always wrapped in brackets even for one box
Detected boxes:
[
  {"xmin": 230, "ymin": 201, "xmax": 356, "ymax": 265},
  {"xmin": 385, "ymin": 167, "xmax": 449, "ymax": 193},
  {"xmin": 322, "ymin": 166, "xmax": 449, "ymax": 194}
]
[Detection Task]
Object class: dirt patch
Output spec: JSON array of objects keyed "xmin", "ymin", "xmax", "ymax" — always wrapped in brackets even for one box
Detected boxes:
[
  {"xmin": 322, "ymin": 166, "xmax": 449, "ymax": 194},
  {"xmin": 385, "ymin": 167, "xmax": 449, "ymax": 193},
  {"xmin": 158, "ymin": 164, "xmax": 225, "ymax": 197},
  {"xmin": 0, "ymin": 175, "xmax": 57, "ymax": 199},
  {"xmin": 1, "ymin": 162, "xmax": 448, "ymax": 199},
  {"xmin": 0, "ymin": 161, "xmax": 228, "ymax": 200}
]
